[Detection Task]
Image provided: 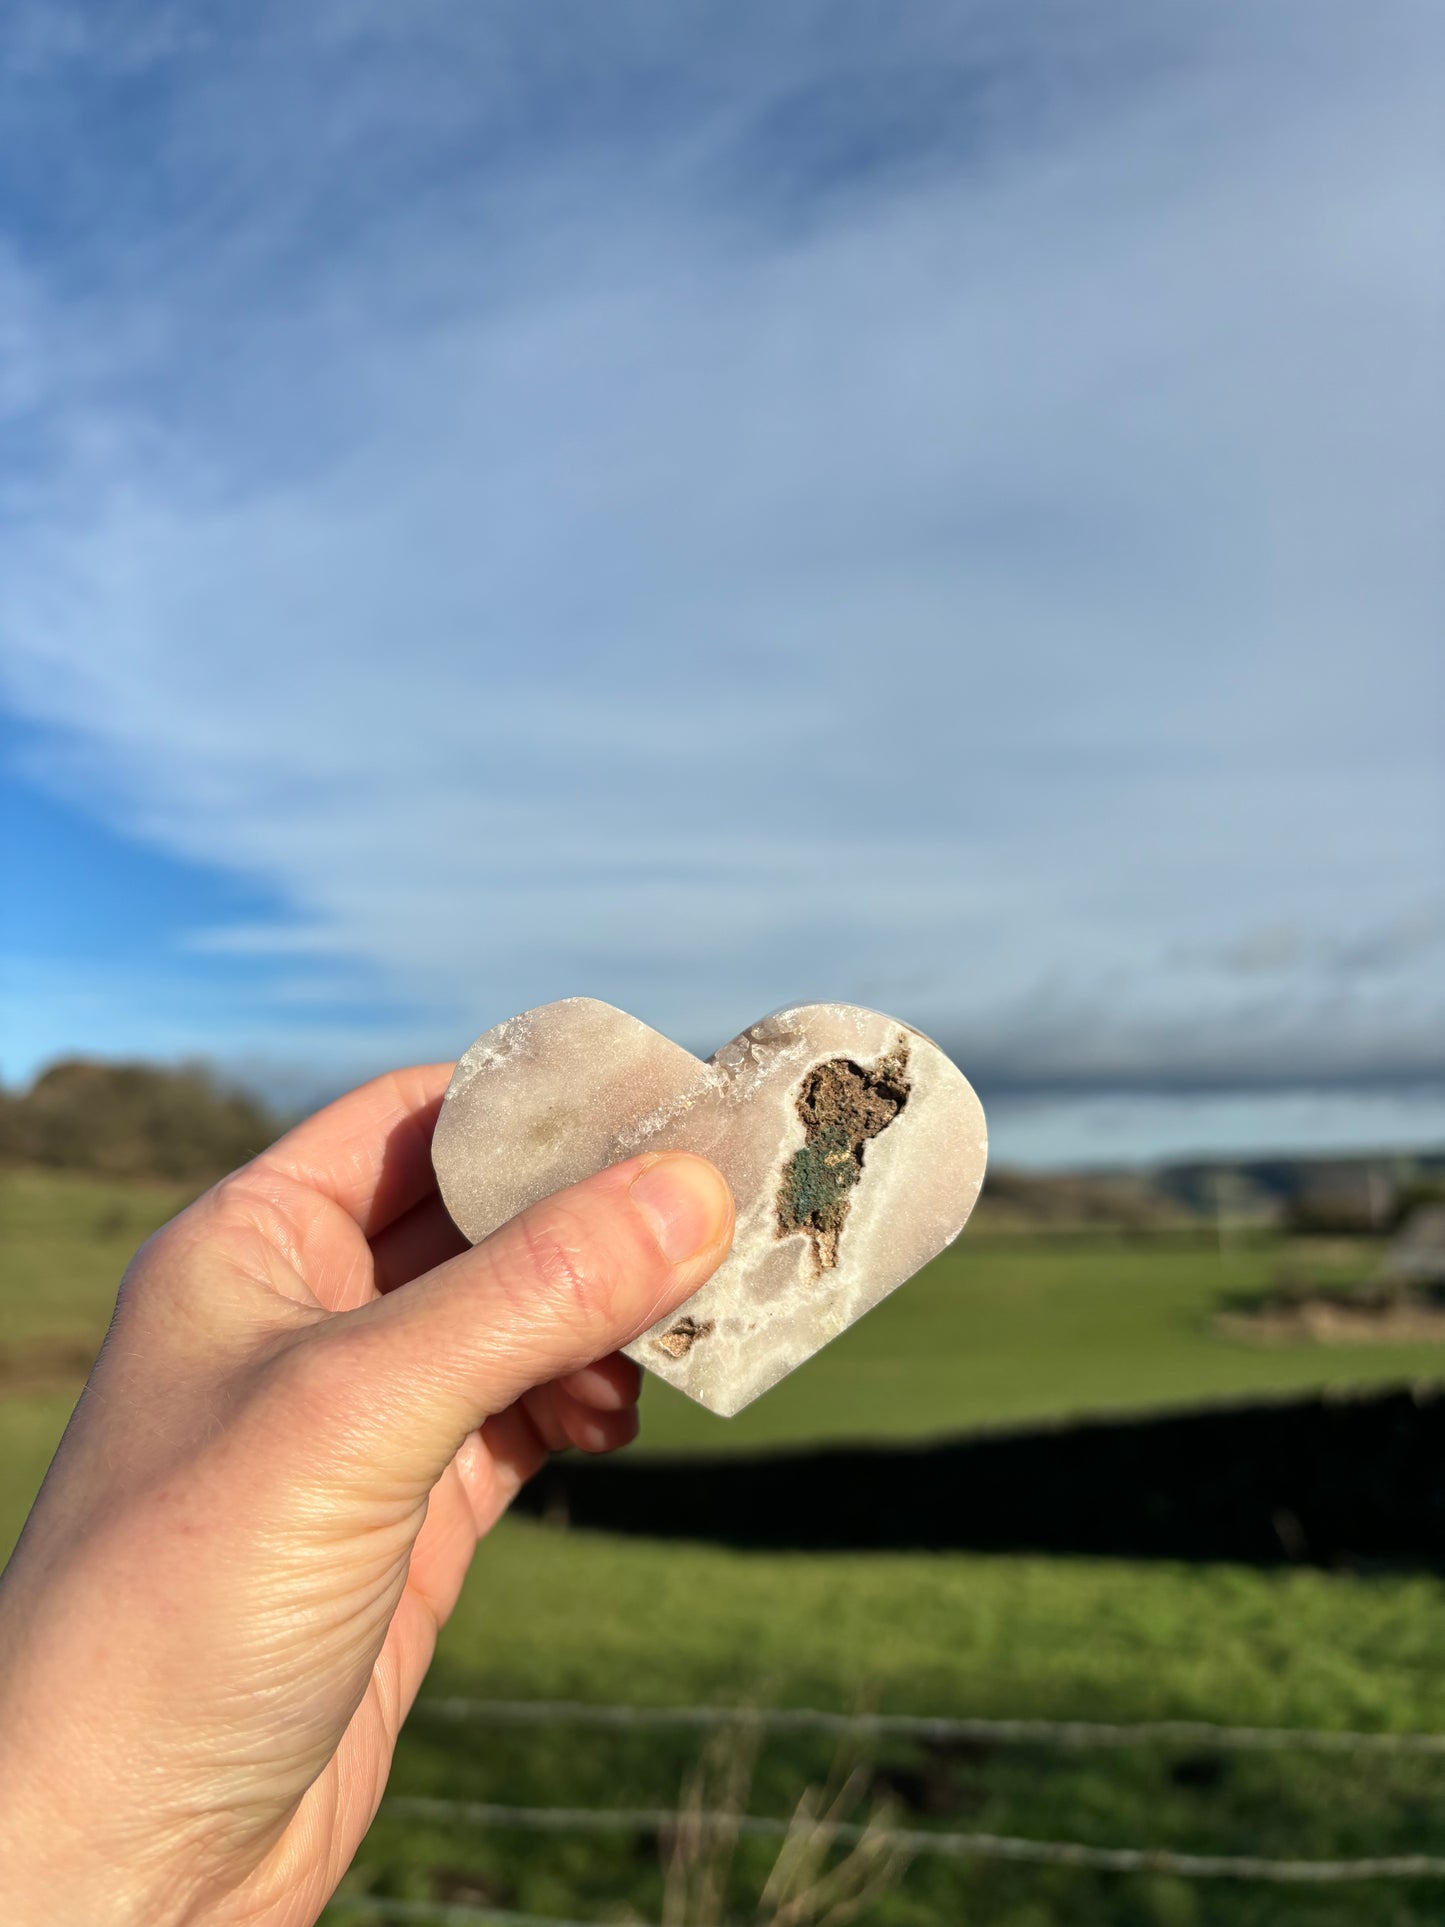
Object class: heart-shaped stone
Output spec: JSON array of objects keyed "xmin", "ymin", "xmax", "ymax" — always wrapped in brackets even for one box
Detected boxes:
[{"xmin": 432, "ymin": 999, "xmax": 987, "ymax": 1416}]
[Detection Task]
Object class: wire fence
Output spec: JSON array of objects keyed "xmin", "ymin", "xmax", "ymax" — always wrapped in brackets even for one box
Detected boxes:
[
  {"xmin": 327, "ymin": 1695, "xmax": 1445, "ymax": 1919},
  {"xmin": 384, "ymin": 1795, "xmax": 1445, "ymax": 1884},
  {"xmin": 412, "ymin": 1695, "xmax": 1445, "ymax": 1756},
  {"xmin": 330, "ymin": 1904, "xmax": 611, "ymax": 1927}
]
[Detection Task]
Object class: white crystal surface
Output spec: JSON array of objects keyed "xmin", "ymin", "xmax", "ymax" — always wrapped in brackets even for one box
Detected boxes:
[{"xmin": 432, "ymin": 998, "xmax": 987, "ymax": 1416}]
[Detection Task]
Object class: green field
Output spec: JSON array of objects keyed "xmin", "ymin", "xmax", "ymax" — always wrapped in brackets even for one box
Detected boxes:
[
  {"xmin": 640, "ymin": 1226, "xmax": 1430, "ymax": 1455},
  {"xmin": 7, "ymin": 1166, "xmax": 1445, "ymax": 1926}
]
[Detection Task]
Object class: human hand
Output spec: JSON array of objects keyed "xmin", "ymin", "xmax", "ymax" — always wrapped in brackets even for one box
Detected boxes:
[{"xmin": 0, "ymin": 1065, "xmax": 734, "ymax": 1926}]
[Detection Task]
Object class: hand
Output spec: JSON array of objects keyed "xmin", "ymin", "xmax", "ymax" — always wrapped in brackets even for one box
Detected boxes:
[{"xmin": 0, "ymin": 1065, "xmax": 734, "ymax": 1927}]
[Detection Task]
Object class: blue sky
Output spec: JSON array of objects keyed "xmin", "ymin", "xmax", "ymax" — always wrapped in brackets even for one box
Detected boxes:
[{"xmin": 1, "ymin": 0, "xmax": 1442, "ymax": 1166}]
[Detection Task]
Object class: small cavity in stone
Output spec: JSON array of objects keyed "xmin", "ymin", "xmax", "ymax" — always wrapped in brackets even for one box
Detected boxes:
[
  {"xmin": 776, "ymin": 1040, "xmax": 911, "ymax": 1273},
  {"xmin": 655, "ymin": 1315, "xmax": 715, "ymax": 1358}
]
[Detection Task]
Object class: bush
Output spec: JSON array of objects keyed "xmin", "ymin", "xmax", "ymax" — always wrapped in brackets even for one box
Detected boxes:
[{"xmin": 0, "ymin": 1059, "xmax": 281, "ymax": 1182}]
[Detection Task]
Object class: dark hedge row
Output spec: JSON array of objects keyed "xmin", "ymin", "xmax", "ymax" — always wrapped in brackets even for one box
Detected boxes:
[{"xmin": 521, "ymin": 1383, "xmax": 1445, "ymax": 1566}]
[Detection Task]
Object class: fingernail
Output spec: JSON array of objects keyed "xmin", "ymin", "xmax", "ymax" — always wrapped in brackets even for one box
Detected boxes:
[{"xmin": 630, "ymin": 1155, "xmax": 732, "ymax": 1266}]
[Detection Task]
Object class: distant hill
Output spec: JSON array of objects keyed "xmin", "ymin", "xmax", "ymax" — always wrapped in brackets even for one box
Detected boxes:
[
  {"xmin": 977, "ymin": 1152, "xmax": 1445, "ymax": 1236},
  {"xmin": 1158, "ymin": 1151, "xmax": 1445, "ymax": 1233},
  {"xmin": 0, "ymin": 1059, "xmax": 283, "ymax": 1184},
  {"xmin": 972, "ymin": 1167, "xmax": 1199, "ymax": 1235}
]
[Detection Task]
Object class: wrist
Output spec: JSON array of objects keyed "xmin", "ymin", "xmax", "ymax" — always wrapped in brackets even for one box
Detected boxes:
[
  {"xmin": 0, "ymin": 1824, "xmax": 194, "ymax": 1927},
  {"xmin": 0, "ymin": 1697, "xmax": 198, "ymax": 1927}
]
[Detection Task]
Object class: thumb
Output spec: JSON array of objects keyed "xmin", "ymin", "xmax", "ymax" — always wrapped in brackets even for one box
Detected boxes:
[{"xmin": 310, "ymin": 1151, "xmax": 733, "ymax": 1489}]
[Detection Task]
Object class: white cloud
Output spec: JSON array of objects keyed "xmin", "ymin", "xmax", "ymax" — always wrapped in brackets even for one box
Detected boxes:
[{"xmin": 0, "ymin": 0, "xmax": 1441, "ymax": 1143}]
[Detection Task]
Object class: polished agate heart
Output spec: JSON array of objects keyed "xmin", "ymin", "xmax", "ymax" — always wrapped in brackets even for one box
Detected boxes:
[{"xmin": 432, "ymin": 999, "xmax": 987, "ymax": 1416}]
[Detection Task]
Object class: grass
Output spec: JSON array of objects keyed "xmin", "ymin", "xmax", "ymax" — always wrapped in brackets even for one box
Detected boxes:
[
  {"xmin": 0, "ymin": 1165, "xmax": 191, "ymax": 1345},
  {"xmin": 644, "ymin": 1229, "xmax": 1437, "ymax": 1454},
  {"xmin": 7, "ymin": 1165, "xmax": 1445, "ymax": 1925},
  {"xmin": 341, "ymin": 1523, "xmax": 1445, "ymax": 1927}
]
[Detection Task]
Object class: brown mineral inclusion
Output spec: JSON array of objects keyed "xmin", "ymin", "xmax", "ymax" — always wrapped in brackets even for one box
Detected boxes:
[{"xmin": 775, "ymin": 1043, "xmax": 911, "ymax": 1272}]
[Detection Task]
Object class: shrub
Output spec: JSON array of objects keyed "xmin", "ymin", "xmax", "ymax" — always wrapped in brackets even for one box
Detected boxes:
[{"xmin": 0, "ymin": 1058, "xmax": 281, "ymax": 1182}]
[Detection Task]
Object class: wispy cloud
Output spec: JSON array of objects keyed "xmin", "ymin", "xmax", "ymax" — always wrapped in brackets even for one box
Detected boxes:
[{"xmin": 1, "ymin": 0, "xmax": 1441, "ymax": 1156}]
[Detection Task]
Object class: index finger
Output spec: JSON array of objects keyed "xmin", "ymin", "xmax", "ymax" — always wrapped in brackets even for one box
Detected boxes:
[{"xmin": 254, "ymin": 1062, "xmax": 455, "ymax": 1236}]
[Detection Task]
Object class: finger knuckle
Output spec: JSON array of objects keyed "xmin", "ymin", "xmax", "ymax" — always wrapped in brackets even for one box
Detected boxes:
[{"xmin": 512, "ymin": 1203, "xmax": 627, "ymax": 1332}]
